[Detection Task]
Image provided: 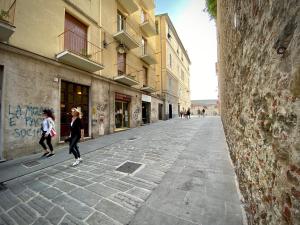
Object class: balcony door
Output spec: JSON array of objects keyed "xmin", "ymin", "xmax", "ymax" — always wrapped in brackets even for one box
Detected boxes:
[
  {"xmin": 141, "ymin": 37, "xmax": 147, "ymax": 55},
  {"xmin": 117, "ymin": 52, "xmax": 126, "ymax": 75},
  {"xmin": 142, "ymin": 67, "xmax": 148, "ymax": 86},
  {"xmin": 64, "ymin": 13, "xmax": 88, "ymax": 56},
  {"xmin": 141, "ymin": 9, "xmax": 147, "ymax": 23},
  {"xmin": 117, "ymin": 11, "xmax": 126, "ymax": 32}
]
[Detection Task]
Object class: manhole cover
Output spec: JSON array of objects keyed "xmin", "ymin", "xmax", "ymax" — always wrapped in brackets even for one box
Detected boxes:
[
  {"xmin": 116, "ymin": 161, "xmax": 142, "ymax": 174},
  {"xmin": 23, "ymin": 161, "xmax": 40, "ymax": 168},
  {"xmin": 0, "ymin": 183, "xmax": 7, "ymax": 192}
]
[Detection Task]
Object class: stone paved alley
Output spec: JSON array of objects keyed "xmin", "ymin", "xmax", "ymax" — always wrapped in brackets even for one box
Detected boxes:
[{"xmin": 0, "ymin": 117, "xmax": 245, "ymax": 225}]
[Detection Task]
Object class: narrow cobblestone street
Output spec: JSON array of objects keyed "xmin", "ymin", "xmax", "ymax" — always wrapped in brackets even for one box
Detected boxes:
[{"xmin": 0, "ymin": 117, "xmax": 244, "ymax": 225}]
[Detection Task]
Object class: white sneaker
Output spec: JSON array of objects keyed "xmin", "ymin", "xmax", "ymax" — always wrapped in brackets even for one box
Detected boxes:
[
  {"xmin": 78, "ymin": 158, "xmax": 83, "ymax": 162},
  {"xmin": 72, "ymin": 159, "xmax": 80, "ymax": 166}
]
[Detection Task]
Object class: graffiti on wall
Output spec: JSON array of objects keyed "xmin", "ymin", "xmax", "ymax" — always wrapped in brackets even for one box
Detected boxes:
[
  {"xmin": 92, "ymin": 103, "xmax": 107, "ymax": 135},
  {"xmin": 132, "ymin": 107, "xmax": 141, "ymax": 121},
  {"xmin": 8, "ymin": 104, "xmax": 53, "ymax": 138},
  {"xmin": 151, "ymin": 107, "xmax": 157, "ymax": 120}
]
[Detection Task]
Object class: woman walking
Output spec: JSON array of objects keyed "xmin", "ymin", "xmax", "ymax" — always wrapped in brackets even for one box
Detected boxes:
[
  {"xmin": 69, "ymin": 108, "xmax": 83, "ymax": 166},
  {"xmin": 39, "ymin": 109, "xmax": 55, "ymax": 157}
]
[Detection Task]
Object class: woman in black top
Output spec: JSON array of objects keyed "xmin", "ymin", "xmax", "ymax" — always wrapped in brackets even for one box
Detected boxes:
[{"xmin": 69, "ymin": 108, "xmax": 83, "ymax": 166}]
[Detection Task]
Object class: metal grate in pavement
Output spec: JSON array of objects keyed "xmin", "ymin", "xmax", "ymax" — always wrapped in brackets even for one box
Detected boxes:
[
  {"xmin": 116, "ymin": 161, "xmax": 142, "ymax": 174},
  {"xmin": 23, "ymin": 160, "xmax": 40, "ymax": 168},
  {"xmin": 128, "ymin": 137, "xmax": 137, "ymax": 141}
]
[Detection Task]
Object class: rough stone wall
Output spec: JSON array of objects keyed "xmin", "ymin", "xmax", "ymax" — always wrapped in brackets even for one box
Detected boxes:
[{"xmin": 217, "ymin": 1, "xmax": 300, "ymax": 225}]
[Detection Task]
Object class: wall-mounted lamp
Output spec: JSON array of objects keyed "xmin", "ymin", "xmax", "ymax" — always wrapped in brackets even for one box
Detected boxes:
[
  {"xmin": 277, "ymin": 46, "xmax": 286, "ymax": 55},
  {"xmin": 117, "ymin": 44, "xmax": 126, "ymax": 54}
]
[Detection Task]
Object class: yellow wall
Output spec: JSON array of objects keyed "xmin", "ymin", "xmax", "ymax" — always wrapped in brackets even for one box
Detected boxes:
[
  {"xmin": 101, "ymin": 0, "xmax": 157, "ymax": 90},
  {"xmin": 9, "ymin": 0, "xmax": 102, "ymax": 74},
  {"xmin": 155, "ymin": 14, "xmax": 191, "ymax": 110},
  {"xmin": 6, "ymin": 0, "xmax": 157, "ymax": 88}
]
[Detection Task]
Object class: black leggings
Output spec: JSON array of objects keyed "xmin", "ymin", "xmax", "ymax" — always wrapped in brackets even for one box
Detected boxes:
[
  {"xmin": 69, "ymin": 136, "xmax": 80, "ymax": 159},
  {"xmin": 39, "ymin": 132, "xmax": 53, "ymax": 152}
]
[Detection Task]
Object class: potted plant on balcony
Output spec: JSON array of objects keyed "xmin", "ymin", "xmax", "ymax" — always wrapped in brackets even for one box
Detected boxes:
[
  {"xmin": 81, "ymin": 48, "xmax": 92, "ymax": 59},
  {"xmin": 0, "ymin": 10, "xmax": 9, "ymax": 22}
]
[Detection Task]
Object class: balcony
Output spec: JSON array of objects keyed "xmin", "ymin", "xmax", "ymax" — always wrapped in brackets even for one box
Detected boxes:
[
  {"xmin": 113, "ymin": 19, "xmax": 140, "ymax": 49},
  {"xmin": 140, "ymin": 16, "xmax": 156, "ymax": 37},
  {"xmin": 140, "ymin": 0, "xmax": 155, "ymax": 10},
  {"xmin": 114, "ymin": 63, "xmax": 139, "ymax": 86},
  {"xmin": 114, "ymin": 74, "xmax": 139, "ymax": 86},
  {"xmin": 141, "ymin": 85, "xmax": 156, "ymax": 93},
  {"xmin": 140, "ymin": 45, "xmax": 157, "ymax": 65},
  {"xmin": 56, "ymin": 30, "xmax": 104, "ymax": 72},
  {"xmin": 0, "ymin": 0, "xmax": 16, "ymax": 42},
  {"xmin": 117, "ymin": 0, "xmax": 139, "ymax": 14}
]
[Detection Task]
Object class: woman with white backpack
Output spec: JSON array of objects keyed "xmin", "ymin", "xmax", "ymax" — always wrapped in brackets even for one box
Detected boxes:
[{"xmin": 39, "ymin": 109, "xmax": 56, "ymax": 157}]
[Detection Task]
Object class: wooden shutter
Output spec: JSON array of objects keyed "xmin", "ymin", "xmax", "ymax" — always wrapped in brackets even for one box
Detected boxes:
[
  {"xmin": 64, "ymin": 13, "xmax": 87, "ymax": 55},
  {"xmin": 117, "ymin": 53, "xmax": 126, "ymax": 75}
]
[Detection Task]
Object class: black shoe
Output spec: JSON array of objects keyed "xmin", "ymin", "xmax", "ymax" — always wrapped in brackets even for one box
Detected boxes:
[
  {"xmin": 47, "ymin": 153, "xmax": 55, "ymax": 157},
  {"xmin": 42, "ymin": 152, "xmax": 49, "ymax": 157}
]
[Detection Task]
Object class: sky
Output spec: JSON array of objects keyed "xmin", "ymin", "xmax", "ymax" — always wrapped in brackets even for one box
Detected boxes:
[{"xmin": 155, "ymin": 0, "xmax": 218, "ymax": 100}]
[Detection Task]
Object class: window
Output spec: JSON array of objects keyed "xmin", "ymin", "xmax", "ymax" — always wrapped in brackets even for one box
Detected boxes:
[
  {"xmin": 141, "ymin": 9, "xmax": 147, "ymax": 23},
  {"xmin": 155, "ymin": 21, "xmax": 159, "ymax": 34},
  {"xmin": 117, "ymin": 11, "xmax": 126, "ymax": 32},
  {"xmin": 168, "ymin": 76, "xmax": 172, "ymax": 90},
  {"xmin": 181, "ymin": 70, "xmax": 184, "ymax": 81},
  {"xmin": 117, "ymin": 52, "xmax": 126, "ymax": 75},
  {"xmin": 142, "ymin": 37, "xmax": 147, "ymax": 55},
  {"xmin": 142, "ymin": 67, "xmax": 148, "ymax": 86},
  {"xmin": 64, "ymin": 13, "xmax": 87, "ymax": 56},
  {"xmin": 167, "ymin": 27, "xmax": 172, "ymax": 39},
  {"xmin": 169, "ymin": 54, "xmax": 172, "ymax": 68}
]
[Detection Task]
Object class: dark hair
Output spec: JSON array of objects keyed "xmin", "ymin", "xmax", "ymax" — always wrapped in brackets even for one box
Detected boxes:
[{"xmin": 43, "ymin": 109, "xmax": 55, "ymax": 121}]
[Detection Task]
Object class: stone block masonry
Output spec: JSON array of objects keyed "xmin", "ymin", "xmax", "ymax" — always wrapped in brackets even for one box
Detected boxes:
[{"xmin": 217, "ymin": 0, "xmax": 300, "ymax": 224}]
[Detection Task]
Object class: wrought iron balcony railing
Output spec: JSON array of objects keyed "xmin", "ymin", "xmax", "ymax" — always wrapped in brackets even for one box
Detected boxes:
[{"xmin": 58, "ymin": 30, "xmax": 102, "ymax": 65}]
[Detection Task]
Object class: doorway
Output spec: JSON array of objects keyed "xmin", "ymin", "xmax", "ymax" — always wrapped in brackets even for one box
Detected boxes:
[
  {"xmin": 169, "ymin": 104, "xmax": 172, "ymax": 119},
  {"xmin": 0, "ymin": 66, "xmax": 3, "ymax": 160},
  {"xmin": 61, "ymin": 80, "xmax": 89, "ymax": 138},
  {"xmin": 158, "ymin": 103, "xmax": 163, "ymax": 120},
  {"xmin": 115, "ymin": 101, "xmax": 130, "ymax": 129},
  {"xmin": 142, "ymin": 102, "xmax": 150, "ymax": 124}
]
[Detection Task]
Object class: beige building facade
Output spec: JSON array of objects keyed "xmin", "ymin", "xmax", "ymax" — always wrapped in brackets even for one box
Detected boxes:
[
  {"xmin": 0, "ymin": 0, "xmax": 161, "ymax": 160},
  {"xmin": 191, "ymin": 100, "xmax": 219, "ymax": 116},
  {"xmin": 155, "ymin": 14, "xmax": 191, "ymax": 119}
]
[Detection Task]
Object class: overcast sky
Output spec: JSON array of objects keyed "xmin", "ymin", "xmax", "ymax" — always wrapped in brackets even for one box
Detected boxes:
[{"xmin": 156, "ymin": 0, "xmax": 218, "ymax": 100}]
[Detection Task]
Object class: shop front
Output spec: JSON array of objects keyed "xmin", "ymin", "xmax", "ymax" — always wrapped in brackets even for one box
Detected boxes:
[
  {"xmin": 142, "ymin": 94, "xmax": 151, "ymax": 124},
  {"xmin": 60, "ymin": 80, "xmax": 90, "ymax": 138},
  {"xmin": 115, "ymin": 93, "xmax": 131, "ymax": 130}
]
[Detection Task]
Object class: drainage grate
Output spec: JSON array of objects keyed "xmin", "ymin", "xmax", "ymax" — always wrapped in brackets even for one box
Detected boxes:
[
  {"xmin": 0, "ymin": 183, "xmax": 7, "ymax": 192},
  {"xmin": 116, "ymin": 161, "xmax": 142, "ymax": 174},
  {"xmin": 23, "ymin": 160, "xmax": 40, "ymax": 168}
]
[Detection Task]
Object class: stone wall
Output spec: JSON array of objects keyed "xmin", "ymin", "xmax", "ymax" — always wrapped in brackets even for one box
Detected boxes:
[{"xmin": 217, "ymin": 0, "xmax": 300, "ymax": 224}]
